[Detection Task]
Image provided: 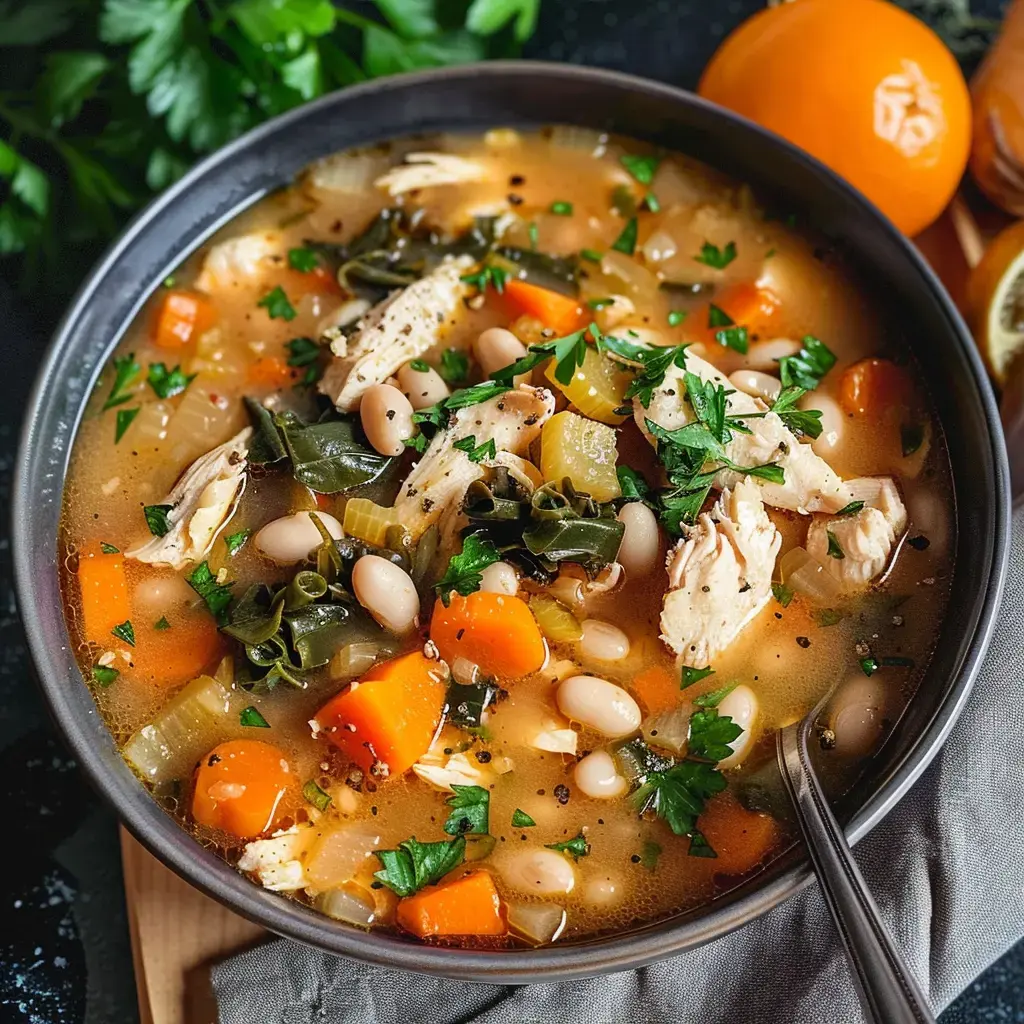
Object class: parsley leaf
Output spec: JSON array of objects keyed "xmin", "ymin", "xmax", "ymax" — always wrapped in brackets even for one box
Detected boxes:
[
  {"xmin": 736, "ymin": 461, "xmax": 785, "ymax": 484},
  {"xmin": 631, "ymin": 759, "xmax": 727, "ymax": 838},
  {"xmin": 550, "ymin": 200, "xmax": 573, "ymax": 215},
  {"xmin": 240, "ymin": 706, "xmax": 270, "ymax": 728},
  {"xmin": 836, "ymin": 500, "xmax": 865, "ymax": 517},
  {"xmin": 611, "ymin": 216, "xmax": 638, "ymax": 256},
  {"xmin": 620, "ymin": 153, "xmax": 660, "ymax": 185},
  {"xmin": 111, "ymin": 619, "xmax": 135, "ymax": 647},
  {"xmin": 147, "ymin": 362, "xmax": 196, "ymax": 399},
  {"xmin": 580, "ymin": 248, "xmax": 603, "ymax": 263},
  {"xmin": 443, "ymin": 784, "xmax": 490, "ymax": 835},
  {"xmin": 435, "ymin": 534, "xmax": 501, "ymax": 606},
  {"xmin": 860, "ymin": 656, "xmax": 879, "ymax": 677},
  {"xmin": 114, "ymin": 407, "xmax": 139, "ymax": 443},
  {"xmin": 288, "ymin": 246, "xmax": 319, "ymax": 272},
  {"xmin": 490, "ymin": 327, "xmax": 589, "ymax": 387},
  {"xmin": 617, "ymin": 466, "xmax": 651, "ymax": 502},
  {"xmin": 461, "ymin": 263, "xmax": 510, "ymax": 295},
  {"xmin": 258, "ymin": 286, "xmax": 297, "ymax": 321},
  {"xmin": 640, "ymin": 840, "xmax": 662, "ymax": 870},
  {"xmin": 102, "ymin": 352, "xmax": 141, "ymax": 410},
  {"xmin": 826, "ymin": 529, "xmax": 846, "ymax": 559},
  {"xmin": 143, "ymin": 503, "xmax": 174, "ymax": 537},
  {"xmin": 453, "ymin": 435, "xmax": 497, "ymax": 463},
  {"xmin": 621, "ymin": 343, "xmax": 690, "ymax": 408},
  {"xmin": 92, "ymin": 664, "xmax": 119, "ymax": 686},
  {"xmin": 302, "ymin": 779, "xmax": 332, "ymax": 812},
  {"xmin": 545, "ymin": 831, "xmax": 590, "ymax": 861},
  {"xmin": 708, "ymin": 304, "xmax": 734, "ymax": 329},
  {"xmin": 693, "ymin": 683, "xmax": 738, "ymax": 709},
  {"xmin": 374, "ymin": 835, "xmax": 466, "ymax": 897},
  {"xmin": 154, "ymin": 616, "xmax": 170, "ymax": 630},
  {"xmin": 695, "ymin": 241, "xmax": 737, "ymax": 269},
  {"xmin": 715, "ymin": 325, "xmax": 748, "ymax": 354},
  {"xmin": 667, "ymin": 310, "xmax": 686, "ymax": 327},
  {"xmin": 100, "ymin": 542, "xmax": 120, "ymax": 554},
  {"xmin": 687, "ymin": 707, "xmax": 743, "ymax": 762},
  {"xmin": 285, "ymin": 336, "xmax": 321, "ymax": 386},
  {"xmin": 772, "ymin": 582, "xmax": 794, "ymax": 607},
  {"xmin": 409, "ymin": 358, "xmax": 430, "ymax": 373},
  {"xmin": 225, "ymin": 529, "xmax": 251, "ymax": 555},
  {"xmin": 186, "ymin": 561, "xmax": 233, "ymax": 622},
  {"xmin": 778, "ymin": 336, "xmax": 836, "ymax": 390},
  {"xmin": 681, "ymin": 665, "xmax": 714, "ymax": 689},
  {"xmin": 770, "ymin": 384, "xmax": 825, "ymax": 439},
  {"xmin": 511, "ymin": 808, "xmax": 536, "ymax": 828},
  {"xmin": 439, "ymin": 348, "xmax": 470, "ymax": 384}
]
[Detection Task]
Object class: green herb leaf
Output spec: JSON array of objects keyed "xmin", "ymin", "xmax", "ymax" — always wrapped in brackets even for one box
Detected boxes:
[
  {"xmin": 490, "ymin": 327, "xmax": 589, "ymax": 388},
  {"xmin": 644, "ymin": 192, "xmax": 661, "ymax": 213},
  {"xmin": 639, "ymin": 839, "xmax": 662, "ymax": 870},
  {"xmin": 444, "ymin": 677, "xmax": 504, "ymax": 731},
  {"xmin": 826, "ymin": 529, "xmax": 845, "ymax": 559},
  {"xmin": 374, "ymin": 835, "xmax": 467, "ymax": 897},
  {"xmin": 225, "ymin": 529, "xmax": 251, "ymax": 555},
  {"xmin": 715, "ymin": 325, "xmax": 749, "ymax": 354},
  {"xmin": 435, "ymin": 534, "xmax": 501, "ymax": 605},
  {"xmin": 692, "ymin": 683, "xmax": 738, "ymax": 709},
  {"xmin": 461, "ymin": 263, "xmax": 510, "ymax": 295},
  {"xmin": 302, "ymin": 779, "xmax": 332, "ymax": 811},
  {"xmin": 443, "ymin": 784, "xmax": 490, "ymax": 835},
  {"xmin": 681, "ymin": 665, "xmax": 715, "ymax": 689},
  {"xmin": 667, "ymin": 310, "xmax": 686, "ymax": 327},
  {"xmin": 778, "ymin": 336, "xmax": 836, "ymax": 391},
  {"xmin": 545, "ymin": 831, "xmax": 590, "ymax": 861},
  {"xmin": 688, "ymin": 829, "xmax": 717, "ymax": 858},
  {"xmin": 286, "ymin": 336, "xmax": 322, "ymax": 386},
  {"xmin": 240, "ymin": 705, "xmax": 270, "ymax": 728},
  {"xmin": 695, "ymin": 241, "xmax": 737, "ymax": 269},
  {"xmin": 611, "ymin": 216, "xmax": 638, "ymax": 256},
  {"xmin": 632, "ymin": 759, "xmax": 727, "ymax": 838},
  {"xmin": 466, "ymin": 0, "xmax": 541, "ymax": 42},
  {"xmin": 772, "ymin": 582, "xmax": 794, "ymax": 607},
  {"xmin": 687, "ymin": 707, "xmax": 742, "ymax": 762},
  {"xmin": 143, "ymin": 503, "xmax": 174, "ymax": 537},
  {"xmin": 511, "ymin": 808, "xmax": 536, "ymax": 828},
  {"xmin": 617, "ymin": 466, "xmax": 651, "ymax": 502},
  {"xmin": 453, "ymin": 435, "xmax": 498, "ymax": 464},
  {"xmin": 409, "ymin": 358, "xmax": 431, "ymax": 373},
  {"xmin": 550, "ymin": 200, "xmax": 573, "ymax": 216},
  {"xmin": 102, "ymin": 353, "xmax": 141, "ymax": 410},
  {"xmin": 147, "ymin": 362, "xmax": 196, "ymax": 399},
  {"xmin": 288, "ymin": 246, "xmax": 320, "ymax": 272},
  {"xmin": 92, "ymin": 664, "xmax": 119, "ymax": 686},
  {"xmin": 836, "ymin": 500, "xmax": 865, "ymax": 517},
  {"xmin": 580, "ymin": 248, "xmax": 603, "ymax": 263},
  {"xmin": 814, "ymin": 608, "xmax": 844, "ymax": 627},
  {"xmin": 154, "ymin": 616, "xmax": 170, "ymax": 631},
  {"xmin": 115, "ymin": 407, "xmax": 139, "ymax": 443},
  {"xmin": 620, "ymin": 153, "xmax": 660, "ymax": 185},
  {"xmin": 187, "ymin": 561, "xmax": 233, "ymax": 622},
  {"xmin": 258, "ymin": 286, "xmax": 297, "ymax": 321},
  {"xmin": 736, "ymin": 461, "xmax": 785, "ymax": 484},
  {"xmin": 860, "ymin": 656, "xmax": 879, "ymax": 677},
  {"xmin": 587, "ymin": 298, "xmax": 613, "ymax": 310},
  {"xmin": 111, "ymin": 619, "xmax": 135, "ymax": 647},
  {"xmin": 707, "ymin": 304, "xmax": 733, "ymax": 329},
  {"xmin": 100, "ymin": 542, "xmax": 120, "ymax": 554},
  {"xmin": 528, "ymin": 221, "xmax": 539, "ymax": 250},
  {"xmin": 439, "ymin": 348, "xmax": 470, "ymax": 384}
]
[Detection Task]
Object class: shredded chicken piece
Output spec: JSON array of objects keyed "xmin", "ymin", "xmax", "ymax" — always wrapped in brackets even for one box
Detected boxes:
[
  {"xmin": 412, "ymin": 752, "xmax": 490, "ymax": 791},
  {"xmin": 374, "ymin": 152, "xmax": 486, "ymax": 196},
  {"xmin": 392, "ymin": 385, "xmax": 555, "ymax": 540},
  {"xmin": 636, "ymin": 353, "xmax": 853, "ymax": 514},
  {"xmin": 660, "ymin": 479, "xmax": 781, "ymax": 666},
  {"xmin": 319, "ymin": 259, "xmax": 471, "ymax": 412},
  {"xmin": 806, "ymin": 477, "xmax": 908, "ymax": 590},
  {"xmin": 195, "ymin": 231, "xmax": 282, "ymax": 293},
  {"xmin": 238, "ymin": 826, "xmax": 315, "ymax": 892},
  {"xmin": 125, "ymin": 428, "xmax": 251, "ymax": 569}
]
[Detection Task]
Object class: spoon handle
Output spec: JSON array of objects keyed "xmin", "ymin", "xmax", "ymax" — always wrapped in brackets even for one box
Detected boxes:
[{"xmin": 777, "ymin": 724, "xmax": 935, "ymax": 1024}]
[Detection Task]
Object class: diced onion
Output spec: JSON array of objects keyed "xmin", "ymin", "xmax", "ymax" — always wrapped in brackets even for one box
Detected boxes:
[
  {"xmin": 305, "ymin": 824, "xmax": 381, "ymax": 889},
  {"xmin": 545, "ymin": 575, "xmax": 585, "ymax": 614},
  {"xmin": 329, "ymin": 642, "xmax": 380, "ymax": 682},
  {"xmin": 506, "ymin": 901, "xmax": 567, "ymax": 946},
  {"xmin": 315, "ymin": 884, "xmax": 377, "ymax": 927},
  {"xmin": 547, "ymin": 125, "xmax": 608, "ymax": 156},
  {"xmin": 308, "ymin": 153, "xmax": 387, "ymax": 193},
  {"xmin": 641, "ymin": 706, "xmax": 690, "ymax": 756},
  {"xmin": 642, "ymin": 230, "xmax": 678, "ymax": 264},
  {"xmin": 599, "ymin": 251, "xmax": 660, "ymax": 305},
  {"xmin": 779, "ymin": 546, "xmax": 843, "ymax": 603}
]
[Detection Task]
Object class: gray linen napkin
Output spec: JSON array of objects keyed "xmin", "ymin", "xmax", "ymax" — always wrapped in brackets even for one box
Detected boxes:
[{"xmin": 213, "ymin": 506, "xmax": 1024, "ymax": 1024}]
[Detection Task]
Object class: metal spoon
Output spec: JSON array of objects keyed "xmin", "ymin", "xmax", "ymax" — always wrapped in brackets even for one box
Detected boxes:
[{"xmin": 777, "ymin": 692, "xmax": 935, "ymax": 1024}]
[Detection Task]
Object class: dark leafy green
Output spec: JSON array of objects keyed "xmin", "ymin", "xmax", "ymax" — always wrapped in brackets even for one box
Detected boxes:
[
  {"xmin": 445, "ymin": 676, "xmax": 505, "ymax": 731},
  {"xmin": 511, "ymin": 808, "xmax": 536, "ymax": 828},
  {"xmin": 186, "ymin": 562, "xmax": 233, "ymax": 623},
  {"xmin": 302, "ymin": 779, "xmax": 332, "ymax": 811},
  {"xmin": 443, "ymin": 785, "xmax": 489, "ymax": 835},
  {"xmin": 143, "ymin": 503, "xmax": 174, "ymax": 537},
  {"xmin": 240, "ymin": 706, "xmax": 270, "ymax": 728},
  {"xmin": 374, "ymin": 836, "xmax": 466, "ymax": 897}
]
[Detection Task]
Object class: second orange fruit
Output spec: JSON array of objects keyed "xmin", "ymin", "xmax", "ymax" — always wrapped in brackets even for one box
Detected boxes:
[{"xmin": 698, "ymin": 0, "xmax": 971, "ymax": 237}]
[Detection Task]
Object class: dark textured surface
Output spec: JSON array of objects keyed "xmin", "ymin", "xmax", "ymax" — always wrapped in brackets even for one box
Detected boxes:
[{"xmin": 0, "ymin": 1, "xmax": 1020, "ymax": 1021}]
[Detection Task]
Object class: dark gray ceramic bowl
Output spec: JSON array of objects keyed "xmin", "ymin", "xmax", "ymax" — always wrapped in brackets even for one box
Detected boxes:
[{"xmin": 13, "ymin": 63, "xmax": 1010, "ymax": 982}]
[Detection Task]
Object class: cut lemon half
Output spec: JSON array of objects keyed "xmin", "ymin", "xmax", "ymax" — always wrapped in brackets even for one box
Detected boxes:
[{"xmin": 967, "ymin": 219, "xmax": 1024, "ymax": 385}]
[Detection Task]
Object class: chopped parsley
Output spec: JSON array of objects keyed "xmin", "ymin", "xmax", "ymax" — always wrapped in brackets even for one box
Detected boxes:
[
  {"xmin": 111, "ymin": 620, "xmax": 135, "ymax": 647},
  {"xmin": 92, "ymin": 664, "xmax": 119, "ymax": 686},
  {"xmin": 439, "ymin": 348, "xmax": 470, "ymax": 384},
  {"xmin": 545, "ymin": 831, "xmax": 590, "ymax": 861},
  {"xmin": 692, "ymin": 683, "xmax": 738, "ymax": 709},
  {"xmin": 403, "ymin": 433, "xmax": 429, "ymax": 454},
  {"xmin": 511, "ymin": 808, "xmax": 536, "ymax": 828},
  {"xmin": 186, "ymin": 561, "xmax": 233, "ymax": 622},
  {"xmin": 285, "ymin": 336, "xmax": 321, "ymax": 386},
  {"xmin": 617, "ymin": 466, "xmax": 651, "ymax": 502},
  {"xmin": 778, "ymin": 335, "xmax": 836, "ymax": 390},
  {"xmin": 706, "ymin": 303, "xmax": 749, "ymax": 354},
  {"xmin": 826, "ymin": 529, "xmax": 846, "ymax": 559},
  {"xmin": 435, "ymin": 534, "xmax": 501, "ymax": 606},
  {"xmin": 154, "ymin": 616, "xmax": 170, "ymax": 631},
  {"xmin": 115, "ymin": 407, "xmax": 139, "ymax": 443},
  {"xmin": 528, "ymin": 221, "xmax": 539, "ymax": 250},
  {"xmin": 550, "ymin": 200, "xmax": 573, "ymax": 216},
  {"xmin": 667, "ymin": 310, "xmax": 686, "ymax": 327},
  {"xmin": 611, "ymin": 216, "xmax": 638, "ymax": 256},
  {"xmin": 770, "ymin": 386, "xmax": 824, "ymax": 440},
  {"xmin": 374, "ymin": 836, "xmax": 466, "ymax": 897},
  {"xmin": 639, "ymin": 840, "xmax": 662, "ymax": 870},
  {"xmin": 490, "ymin": 326, "xmax": 589, "ymax": 388},
  {"xmin": 708, "ymin": 304, "xmax": 733, "ymax": 329},
  {"xmin": 287, "ymin": 247, "xmax": 320, "ymax": 272},
  {"xmin": 147, "ymin": 362, "xmax": 196, "ymax": 399},
  {"xmin": 461, "ymin": 263, "xmax": 510, "ymax": 295},
  {"xmin": 240, "ymin": 706, "xmax": 270, "ymax": 728},
  {"xmin": 644, "ymin": 192, "xmax": 661, "ymax": 213},
  {"xmin": 413, "ymin": 382, "xmax": 512, "ymax": 435},
  {"xmin": 224, "ymin": 529, "xmax": 251, "ymax": 555},
  {"xmin": 631, "ymin": 759, "xmax": 727, "ymax": 841},
  {"xmin": 687, "ymin": 706, "xmax": 742, "ymax": 762},
  {"xmin": 743, "ymin": 462, "xmax": 786, "ymax": 484},
  {"xmin": 100, "ymin": 542, "xmax": 120, "ymax": 554},
  {"xmin": 453, "ymin": 435, "xmax": 498, "ymax": 464},
  {"xmin": 860, "ymin": 656, "xmax": 879, "ymax": 677},
  {"xmin": 409, "ymin": 358, "xmax": 431, "ymax": 373},
  {"xmin": 687, "ymin": 830, "xmax": 717, "ymax": 858},
  {"xmin": 302, "ymin": 779, "xmax": 332, "ymax": 812},
  {"xmin": 587, "ymin": 298, "xmax": 614, "ymax": 310},
  {"xmin": 620, "ymin": 153, "xmax": 661, "ymax": 184},
  {"xmin": 443, "ymin": 784, "xmax": 490, "ymax": 836},
  {"xmin": 772, "ymin": 582, "xmax": 794, "ymax": 607},
  {"xmin": 681, "ymin": 665, "xmax": 715, "ymax": 689},
  {"xmin": 257, "ymin": 286, "xmax": 297, "ymax": 321},
  {"xmin": 580, "ymin": 248, "xmax": 603, "ymax": 263},
  {"xmin": 695, "ymin": 240, "xmax": 737, "ymax": 269},
  {"xmin": 836, "ymin": 500, "xmax": 865, "ymax": 517},
  {"xmin": 102, "ymin": 353, "xmax": 141, "ymax": 410},
  {"xmin": 605, "ymin": 339, "xmax": 689, "ymax": 408},
  {"xmin": 143, "ymin": 503, "xmax": 174, "ymax": 537}
]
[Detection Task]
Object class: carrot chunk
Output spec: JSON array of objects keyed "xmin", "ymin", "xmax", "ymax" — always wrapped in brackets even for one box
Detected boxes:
[
  {"xmin": 430, "ymin": 592, "xmax": 546, "ymax": 679},
  {"xmin": 314, "ymin": 651, "xmax": 447, "ymax": 778},
  {"xmin": 633, "ymin": 665, "xmax": 680, "ymax": 715},
  {"xmin": 689, "ymin": 282, "xmax": 780, "ymax": 345},
  {"xmin": 502, "ymin": 279, "xmax": 587, "ymax": 337},
  {"xmin": 76, "ymin": 542, "xmax": 131, "ymax": 645},
  {"xmin": 191, "ymin": 739, "xmax": 292, "ymax": 838},
  {"xmin": 126, "ymin": 607, "xmax": 224, "ymax": 687},
  {"xmin": 839, "ymin": 358, "xmax": 914, "ymax": 415},
  {"xmin": 698, "ymin": 794, "xmax": 779, "ymax": 876},
  {"xmin": 152, "ymin": 290, "xmax": 217, "ymax": 349},
  {"xmin": 396, "ymin": 871, "xmax": 506, "ymax": 938},
  {"xmin": 246, "ymin": 355, "xmax": 296, "ymax": 390}
]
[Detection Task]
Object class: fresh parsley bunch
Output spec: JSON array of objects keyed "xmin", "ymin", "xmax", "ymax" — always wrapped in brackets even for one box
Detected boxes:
[{"xmin": 0, "ymin": 0, "xmax": 542, "ymax": 311}]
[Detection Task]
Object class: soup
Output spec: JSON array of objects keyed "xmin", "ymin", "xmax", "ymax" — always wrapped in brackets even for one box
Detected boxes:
[{"xmin": 60, "ymin": 127, "xmax": 954, "ymax": 947}]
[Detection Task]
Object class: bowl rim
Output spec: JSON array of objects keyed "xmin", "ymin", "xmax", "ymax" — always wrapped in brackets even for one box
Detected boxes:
[{"xmin": 13, "ymin": 60, "xmax": 1011, "ymax": 983}]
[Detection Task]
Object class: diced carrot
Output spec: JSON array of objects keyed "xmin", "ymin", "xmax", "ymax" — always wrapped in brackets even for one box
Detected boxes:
[
  {"xmin": 76, "ymin": 542, "xmax": 131, "ymax": 646},
  {"xmin": 502, "ymin": 279, "xmax": 587, "ymax": 337},
  {"xmin": 125, "ymin": 606, "xmax": 225, "ymax": 687},
  {"xmin": 698, "ymin": 794, "xmax": 779, "ymax": 876},
  {"xmin": 285, "ymin": 265, "xmax": 343, "ymax": 298},
  {"xmin": 839, "ymin": 358, "xmax": 914, "ymax": 416},
  {"xmin": 192, "ymin": 739, "xmax": 293, "ymax": 838},
  {"xmin": 152, "ymin": 290, "xmax": 218, "ymax": 350},
  {"xmin": 246, "ymin": 355, "xmax": 296, "ymax": 390},
  {"xmin": 689, "ymin": 282, "xmax": 780, "ymax": 345},
  {"xmin": 430, "ymin": 592, "xmax": 546, "ymax": 679},
  {"xmin": 633, "ymin": 664, "xmax": 680, "ymax": 715},
  {"xmin": 396, "ymin": 871, "xmax": 506, "ymax": 938},
  {"xmin": 314, "ymin": 651, "xmax": 447, "ymax": 778}
]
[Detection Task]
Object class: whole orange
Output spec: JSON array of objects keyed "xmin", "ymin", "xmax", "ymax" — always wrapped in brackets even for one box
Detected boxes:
[{"xmin": 698, "ymin": 0, "xmax": 971, "ymax": 237}]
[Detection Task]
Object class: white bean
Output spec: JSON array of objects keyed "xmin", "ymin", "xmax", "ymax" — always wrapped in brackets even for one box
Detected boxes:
[
  {"xmin": 716, "ymin": 684, "xmax": 759, "ymax": 768},
  {"xmin": 474, "ymin": 327, "xmax": 527, "ymax": 380},
  {"xmin": 583, "ymin": 875, "xmax": 624, "ymax": 908},
  {"xmin": 809, "ymin": 393, "xmax": 846, "ymax": 456},
  {"xmin": 254, "ymin": 511, "xmax": 343, "ymax": 565},
  {"xmin": 501, "ymin": 848, "xmax": 576, "ymax": 896},
  {"xmin": 396, "ymin": 362, "xmax": 449, "ymax": 411},
  {"xmin": 743, "ymin": 337, "xmax": 802, "ymax": 372},
  {"xmin": 359, "ymin": 384, "xmax": 414, "ymax": 457},
  {"xmin": 131, "ymin": 574, "xmax": 197, "ymax": 619},
  {"xmin": 479, "ymin": 561, "xmax": 519, "ymax": 596},
  {"xmin": 829, "ymin": 677, "xmax": 886, "ymax": 757},
  {"xmin": 351, "ymin": 555, "xmax": 419, "ymax": 635},
  {"xmin": 573, "ymin": 750, "xmax": 628, "ymax": 799},
  {"xmin": 729, "ymin": 369, "xmax": 782, "ymax": 404},
  {"xmin": 615, "ymin": 502, "xmax": 660, "ymax": 578},
  {"xmin": 556, "ymin": 675, "xmax": 641, "ymax": 738},
  {"xmin": 580, "ymin": 619, "xmax": 630, "ymax": 662}
]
